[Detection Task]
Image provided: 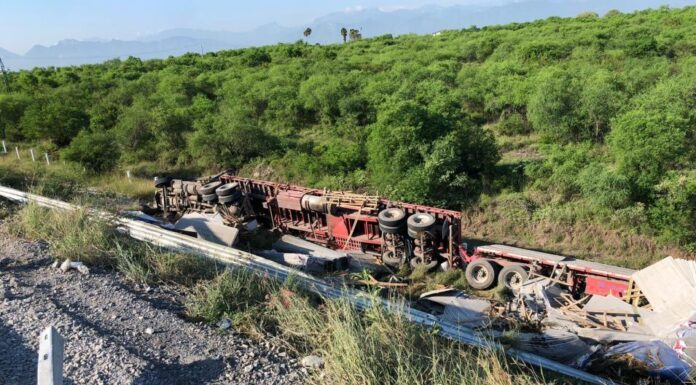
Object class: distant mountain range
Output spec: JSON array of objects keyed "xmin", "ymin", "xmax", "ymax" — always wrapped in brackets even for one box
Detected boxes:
[{"xmin": 1, "ymin": 0, "xmax": 693, "ymax": 70}]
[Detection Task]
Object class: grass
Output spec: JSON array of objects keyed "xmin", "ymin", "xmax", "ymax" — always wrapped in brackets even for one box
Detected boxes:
[
  {"xmin": 186, "ymin": 268, "xmax": 551, "ymax": 385},
  {"xmin": 464, "ymin": 192, "xmax": 695, "ymax": 270},
  {"xmin": 272, "ymin": 293, "xmax": 551, "ymax": 385},
  {"xmin": 0, "ymin": 153, "xmax": 155, "ymax": 204},
  {"xmin": 10, "ymin": 203, "xmax": 218, "ymax": 286},
  {"xmin": 11, "ymin": 203, "xmax": 116, "ymax": 265}
]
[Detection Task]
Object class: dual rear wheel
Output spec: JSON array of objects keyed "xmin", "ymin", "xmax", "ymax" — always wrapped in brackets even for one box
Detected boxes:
[{"xmin": 465, "ymin": 259, "xmax": 529, "ymax": 291}]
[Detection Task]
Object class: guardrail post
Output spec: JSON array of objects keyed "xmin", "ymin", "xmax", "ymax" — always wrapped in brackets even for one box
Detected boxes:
[
  {"xmin": 37, "ymin": 326, "xmax": 64, "ymax": 385},
  {"xmin": 1, "ymin": 140, "xmax": 6, "ymax": 153},
  {"xmin": 30, "ymin": 148, "xmax": 36, "ymax": 162},
  {"xmin": 45, "ymin": 152, "xmax": 51, "ymax": 165},
  {"xmin": 126, "ymin": 170, "xmax": 131, "ymax": 180},
  {"xmin": 15, "ymin": 147, "xmax": 20, "ymax": 159}
]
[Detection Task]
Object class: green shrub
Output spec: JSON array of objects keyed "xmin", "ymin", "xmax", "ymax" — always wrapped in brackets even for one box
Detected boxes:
[
  {"xmin": 577, "ymin": 163, "xmax": 632, "ymax": 209},
  {"xmin": 495, "ymin": 112, "xmax": 530, "ymax": 135},
  {"xmin": 649, "ymin": 171, "xmax": 696, "ymax": 250},
  {"xmin": 62, "ymin": 130, "xmax": 120, "ymax": 172}
]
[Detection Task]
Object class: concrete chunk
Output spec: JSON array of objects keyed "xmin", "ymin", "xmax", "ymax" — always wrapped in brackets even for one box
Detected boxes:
[
  {"xmin": 258, "ymin": 250, "xmax": 331, "ymax": 273},
  {"xmin": 272, "ymin": 235, "xmax": 350, "ymax": 271},
  {"xmin": 419, "ymin": 289, "xmax": 491, "ymax": 328},
  {"xmin": 174, "ymin": 212, "xmax": 239, "ymax": 247},
  {"xmin": 583, "ymin": 295, "xmax": 636, "ymax": 315}
]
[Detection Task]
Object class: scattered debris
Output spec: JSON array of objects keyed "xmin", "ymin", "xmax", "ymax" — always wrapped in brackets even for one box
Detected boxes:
[
  {"xmin": 511, "ymin": 329, "xmax": 594, "ymax": 367},
  {"xmin": 217, "ymin": 318, "xmax": 232, "ymax": 330},
  {"xmin": 601, "ymin": 341, "xmax": 693, "ymax": 382},
  {"xmin": 418, "ymin": 288, "xmax": 491, "ymax": 329},
  {"xmin": 59, "ymin": 258, "xmax": 72, "ymax": 273},
  {"xmin": 272, "ymin": 235, "xmax": 350, "ymax": 272},
  {"xmin": 144, "ymin": 327, "xmax": 154, "ymax": 335},
  {"xmin": 258, "ymin": 250, "xmax": 336, "ymax": 274},
  {"xmin": 300, "ymin": 355, "xmax": 324, "ymax": 369},
  {"xmin": 357, "ymin": 274, "xmax": 407, "ymax": 288},
  {"xmin": 56, "ymin": 259, "xmax": 90, "ymax": 275},
  {"xmin": 173, "ymin": 212, "xmax": 239, "ymax": 247}
]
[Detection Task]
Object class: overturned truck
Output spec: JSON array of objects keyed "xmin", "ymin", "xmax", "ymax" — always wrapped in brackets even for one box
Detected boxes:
[{"xmin": 151, "ymin": 172, "xmax": 634, "ymax": 298}]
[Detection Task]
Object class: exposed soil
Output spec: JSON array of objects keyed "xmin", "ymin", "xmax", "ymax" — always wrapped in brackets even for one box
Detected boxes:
[{"xmin": 0, "ymin": 224, "xmax": 305, "ymax": 385}]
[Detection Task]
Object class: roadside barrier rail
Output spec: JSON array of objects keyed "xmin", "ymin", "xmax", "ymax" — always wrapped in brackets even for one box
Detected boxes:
[{"xmin": 0, "ymin": 184, "xmax": 618, "ymax": 385}]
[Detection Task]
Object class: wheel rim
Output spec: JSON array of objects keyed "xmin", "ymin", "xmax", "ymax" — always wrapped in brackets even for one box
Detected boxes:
[
  {"xmin": 505, "ymin": 271, "xmax": 524, "ymax": 290},
  {"xmin": 383, "ymin": 251, "xmax": 401, "ymax": 265},
  {"xmin": 411, "ymin": 256, "xmax": 436, "ymax": 268},
  {"xmin": 472, "ymin": 266, "xmax": 489, "ymax": 283}
]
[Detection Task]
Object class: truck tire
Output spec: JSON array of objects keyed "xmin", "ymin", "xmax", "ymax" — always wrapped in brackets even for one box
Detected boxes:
[
  {"xmin": 407, "ymin": 213, "xmax": 436, "ymax": 233},
  {"xmin": 381, "ymin": 250, "xmax": 403, "ymax": 267},
  {"xmin": 216, "ymin": 182, "xmax": 239, "ymax": 197},
  {"xmin": 154, "ymin": 176, "xmax": 172, "ymax": 188},
  {"xmin": 410, "ymin": 256, "xmax": 438, "ymax": 270},
  {"xmin": 379, "ymin": 223, "xmax": 403, "ymax": 234},
  {"xmin": 183, "ymin": 182, "xmax": 199, "ymax": 195},
  {"xmin": 465, "ymin": 259, "xmax": 499, "ymax": 290},
  {"xmin": 201, "ymin": 193, "xmax": 218, "ymax": 203},
  {"xmin": 199, "ymin": 181, "xmax": 222, "ymax": 195},
  {"xmin": 378, "ymin": 208, "xmax": 406, "ymax": 227},
  {"xmin": 218, "ymin": 191, "xmax": 242, "ymax": 204},
  {"xmin": 499, "ymin": 264, "xmax": 528, "ymax": 292}
]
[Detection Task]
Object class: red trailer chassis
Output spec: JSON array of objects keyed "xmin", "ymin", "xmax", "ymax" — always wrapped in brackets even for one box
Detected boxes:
[
  {"xmin": 154, "ymin": 173, "xmax": 635, "ymax": 298},
  {"xmin": 217, "ymin": 175, "xmax": 466, "ymax": 267},
  {"xmin": 464, "ymin": 244, "xmax": 634, "ymax": 298}
]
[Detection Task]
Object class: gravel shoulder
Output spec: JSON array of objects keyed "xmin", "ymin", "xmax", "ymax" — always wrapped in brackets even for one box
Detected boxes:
[{"xmin": 0, "ymin": 224, "xmax": 304, "ymax": 385}]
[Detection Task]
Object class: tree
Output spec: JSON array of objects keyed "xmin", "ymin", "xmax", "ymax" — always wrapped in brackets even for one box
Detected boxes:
[
  {"xmin": 576, "ymin": 11, "xmax": 599, "ymax": 19},
  {"xmin": 0, "ymin": 93, "xmax": 30, "ymax": 140},
  {"xmin": 527, "ymin": 67, "xmax": 584, "ymax": 142},
  {"xmin": 62, "ymin": 130, "xmax": 120, "ymax": 172},
  {"xmin": 579, "ymin": 69, "xmax": 623, "ymax": 140},
  {"xmin": 366, "ymin": 100, "xmax": 498, "ymax": 206},
  {"xmin": 608, "ymin": 75, "xmax": 696, "ymax": 198},
  {"xmin": 19, "ymin": 88, "xmax": 89, "ymax": 146},
  {"xmin": 349, "ymin": 29, "xmax": 362, "ymax": 41},
  {"xmin": 187, "ymin": 112, "xmax": 279, "ymax": 169},
  {"xmin": 649, "ymin": 171, "xmax": 696, "ymax": 250},
  {"xmin": 303, "ymin": 27, "xmax": 312, "ymax": 41},
  {"xmin": 340, "ymin": 27, "xmax": 348, "ymax": 43}
]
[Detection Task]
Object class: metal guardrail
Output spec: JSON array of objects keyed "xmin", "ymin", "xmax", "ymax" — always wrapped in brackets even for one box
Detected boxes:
[{"xmin": 0, "ymin": 184, "xmax": 617, "ymax": 385}]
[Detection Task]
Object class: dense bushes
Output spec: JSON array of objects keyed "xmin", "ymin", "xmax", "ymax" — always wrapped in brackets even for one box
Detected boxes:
[
  {"xmin": 62, "ymin": 130, "xmax": 120, "ymax": 172},
  {"xmin": 0, "ymin": 6, "xmax": 694, "ymax": 248}
]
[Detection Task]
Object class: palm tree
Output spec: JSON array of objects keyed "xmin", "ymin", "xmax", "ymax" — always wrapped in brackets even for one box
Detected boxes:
[
  {"xmin": 340, "ymin": 27, "xmax": 348, "ymax": 43},
  {"xmin": 349, "ymin": 29, "xmax": 362, "ymax": 41},
  {"xmin": 303, "ymin": 28, "xmax": 312, "ymax": 41}
]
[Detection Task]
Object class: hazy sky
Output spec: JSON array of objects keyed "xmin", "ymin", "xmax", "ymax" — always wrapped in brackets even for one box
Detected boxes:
[{"xmin": 1, "ymin": 0, "xmax": 496, "ymax": 53}]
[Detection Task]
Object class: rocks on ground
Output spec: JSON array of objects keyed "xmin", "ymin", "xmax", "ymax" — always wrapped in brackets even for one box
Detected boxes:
[{"xmin": 0, "ymin": 224, "xmax": 304, "ymax": 385}]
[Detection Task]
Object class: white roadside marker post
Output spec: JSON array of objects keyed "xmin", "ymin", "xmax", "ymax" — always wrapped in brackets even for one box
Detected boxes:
[
  {"xmin": 126, "ymin": 170, "xmax": 132, "ymax": 181},
  {"xmin": 1, "ymin": 140, "xmax": 6, "ymax": 153},
  {"xmin": 45, "ymin": 152, "xmax": 51, "ymax": 165},
  {"xmin": 15, "ymin": 147, "xmax": 20, "ymax": 160},
  {"xmin": 37, "ymin": 326, "xmax": 64, "ymax": 385},
  {"xmin": 30, "ymin": 148, "xmax": 36, "ymax": 162}
]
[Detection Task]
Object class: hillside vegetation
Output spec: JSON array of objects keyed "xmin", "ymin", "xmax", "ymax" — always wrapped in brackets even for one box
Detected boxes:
[{"xmin": 0, "ymin": 6, "xmax": 694, "ymax": 262}]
